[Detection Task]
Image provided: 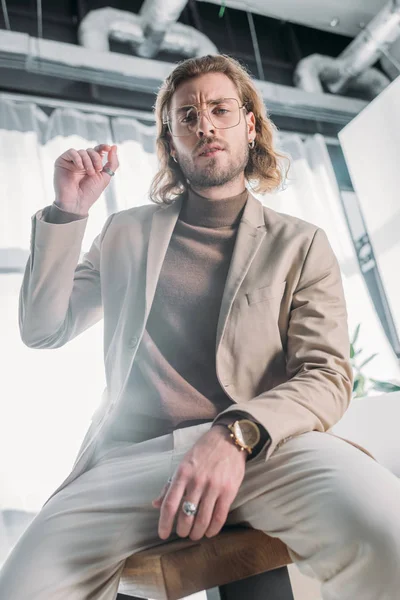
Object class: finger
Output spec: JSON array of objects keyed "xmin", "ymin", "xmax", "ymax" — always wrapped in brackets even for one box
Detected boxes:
[
  {"xmin": 77, "ymin": 149, "xmax": 96, "ymax": 175},
  {"xmin": 153, "ymin": 494, "xmax": 168, "ymax": 508},
  {"xmin": 86, "ymin": 148, "xmax": 104, "ymax": 171},
  {"xmin": 152, "ymin": 492, "xmax": 164, "ymax": 506},
  {"xmin": 58, "ymin": 148, "xmax": 84, "ymax": 170},
  {"xmin": 204, "ymin": 496, "xmax": 231, "ymax": 538},
  {"xmin": 187, "ymin": 486, "xmax": 219, "ymax": 541},
  {"xmin": 93, "ymin": 144, "xmax": 111, "ymax": 154},
  {"xmin": 102, "ymin": 145, "xmax": 119, "ymax": 175},
  {"xmin": 175, "ymin": 482, "xmax": 204, "ymax": 539},
  {"xmin": 158, "ymin": 474, "xmax": 187, "ymax": 540}
]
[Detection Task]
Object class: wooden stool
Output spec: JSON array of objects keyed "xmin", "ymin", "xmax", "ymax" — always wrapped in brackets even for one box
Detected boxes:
[{"xmin": 116, "ymin": 525, "xmax": 294, "ymax": 600}]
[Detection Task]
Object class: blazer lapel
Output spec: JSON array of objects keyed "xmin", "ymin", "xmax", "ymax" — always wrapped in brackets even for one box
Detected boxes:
[
  {"xmin": 215, "ymin": 192, "xmax": 267, "ymax": 354},
  {"xmin": 145, "ymin": 195, "xmax": 183, "ymax": 321}
]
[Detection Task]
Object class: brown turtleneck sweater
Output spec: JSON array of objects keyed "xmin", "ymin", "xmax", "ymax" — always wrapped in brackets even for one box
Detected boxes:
[{"xmin": 44, "ymin": 187, "xmax": 271, "ymax": 460}]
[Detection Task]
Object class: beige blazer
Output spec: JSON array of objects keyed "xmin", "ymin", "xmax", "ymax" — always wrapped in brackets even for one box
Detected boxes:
[{"xmin": 19, "ymin": 191, "xmax": 374, "ymax": 505}]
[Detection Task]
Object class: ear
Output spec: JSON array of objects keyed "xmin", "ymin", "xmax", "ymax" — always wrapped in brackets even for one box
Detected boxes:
[{"xmin": 246, "ymin": 111, "xmax": 256, "ymax": 141}]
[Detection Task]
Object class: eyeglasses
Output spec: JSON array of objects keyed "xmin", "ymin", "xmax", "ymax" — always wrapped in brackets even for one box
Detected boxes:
[{"xmin": 163, "ymin": 97, "xmax": 247, "ymax": 137}]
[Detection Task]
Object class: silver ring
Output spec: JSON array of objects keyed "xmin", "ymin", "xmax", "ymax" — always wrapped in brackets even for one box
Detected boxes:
[
  {"xmin": 182, "ymin": 500, "xmax": 198, "ymax": 517},
  {"xmin": 102, "ymin": 166, "xmax": 115, "ymax": 177}
]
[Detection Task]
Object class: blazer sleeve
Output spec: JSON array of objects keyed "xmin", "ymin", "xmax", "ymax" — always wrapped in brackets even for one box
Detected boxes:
[
  {"xmin": 18, "ymin": 205, "xmax": 114, "ymax": 349},
  {"xmin": 211, "ymin": 227, "xmax": 354, "ymax": 461}
]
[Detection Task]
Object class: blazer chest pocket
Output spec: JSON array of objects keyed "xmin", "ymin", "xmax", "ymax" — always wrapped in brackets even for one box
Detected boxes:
[{"xmin": 246, "ymin": 281, "xmax": 286, "ymax": 306}]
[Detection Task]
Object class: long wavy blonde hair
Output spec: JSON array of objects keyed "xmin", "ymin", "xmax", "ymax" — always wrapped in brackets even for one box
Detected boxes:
[{"xmin": 149, "ymin": 54, "xmax": 290, "ymax": 205}]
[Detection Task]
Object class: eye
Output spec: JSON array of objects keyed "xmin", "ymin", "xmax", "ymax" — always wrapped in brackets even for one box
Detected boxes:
[
  {"xmin": 181, "ymin": 114, "xmax": 197, "ymax": 123},
  {"xmin": 180, "ymin": 108, "xmax": 197, "ymax": 123}
]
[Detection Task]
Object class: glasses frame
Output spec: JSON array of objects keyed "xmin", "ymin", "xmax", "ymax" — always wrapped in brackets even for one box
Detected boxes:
[{"xmin": 163, "ymin": 97, "xmax": 248, "ymax": 137}]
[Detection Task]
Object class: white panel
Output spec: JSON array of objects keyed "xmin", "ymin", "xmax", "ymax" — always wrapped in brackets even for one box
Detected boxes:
[
  {"xmin": 196, "ymin": 0, "xmax": 387, "ymax": 37},
  {"xmin": 339, "ymin": 75, "xmax": 400, "ymax": 340}
]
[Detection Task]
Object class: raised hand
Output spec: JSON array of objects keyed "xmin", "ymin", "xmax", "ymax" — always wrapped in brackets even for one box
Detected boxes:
[{"xmin": 53, "ymin": 144, "xmax": 119, "ymax": 216}]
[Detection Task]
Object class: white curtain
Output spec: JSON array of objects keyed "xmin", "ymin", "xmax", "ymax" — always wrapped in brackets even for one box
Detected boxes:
[
  {"xmin": 0, "ymin": 99, "xmax": 160, "ymax": 525},
  {"xmin": 0, "ymin": 99, "xmax": 158, "ymax": 259},
  {"xmin": 270, "ymin": 133, "xmax": 400, "ymax": 382},
  {"xmin": 1, "ymin": 98, "xmax": 399, "ymax": 525}
]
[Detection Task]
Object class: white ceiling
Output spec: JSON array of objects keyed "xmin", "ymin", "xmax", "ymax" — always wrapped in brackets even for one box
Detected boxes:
[{"xmin": 196, "ymin": 0, "xmax": 388, "ymax": 38}]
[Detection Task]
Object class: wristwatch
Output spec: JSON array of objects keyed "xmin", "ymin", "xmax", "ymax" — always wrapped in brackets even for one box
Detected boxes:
[{"xmin": 227, "ymin": 419, "xmax": 261, "ymax": 456}]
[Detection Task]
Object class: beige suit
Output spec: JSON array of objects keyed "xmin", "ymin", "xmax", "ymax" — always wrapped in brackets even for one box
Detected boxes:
[
  {"xmin": 19, "ymin": 191, "xmax": 371, "ymax": 506},
  {"xmin": 3, "ymin": 191, "xmax": 400, "ymax": 600}
]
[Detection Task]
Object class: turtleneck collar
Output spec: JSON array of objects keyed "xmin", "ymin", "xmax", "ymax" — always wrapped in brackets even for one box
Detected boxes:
[{"xmin": 178, "ymin": 185, "xmax": 249, "ymax": 228}]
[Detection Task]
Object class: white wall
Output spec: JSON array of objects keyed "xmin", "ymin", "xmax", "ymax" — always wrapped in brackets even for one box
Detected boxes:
[{"xmin": 332, "ymin": 391, "xmax": 400, "ymax": 477}]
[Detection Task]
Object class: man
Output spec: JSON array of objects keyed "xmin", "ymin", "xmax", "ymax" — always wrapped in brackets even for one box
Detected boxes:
[{"xmin": 1, "ymin": 54, "xmax": 399, "ymax": 599}]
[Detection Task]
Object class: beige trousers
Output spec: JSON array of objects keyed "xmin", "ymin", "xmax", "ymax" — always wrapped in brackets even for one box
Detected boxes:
[{"xmin": 1, "ymin": 421, "xmax": 400, "ymax": 600}]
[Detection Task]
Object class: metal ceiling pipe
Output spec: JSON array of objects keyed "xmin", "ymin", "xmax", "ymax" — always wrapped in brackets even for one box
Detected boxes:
[
  {"xmin": 293, "ymin": 53, "xmax": 392, "ymax": 100},
  {"xmin": 293, "ymin": 54, "xmax": 341, "ymax": 94},
  {"xmin": 158, "ymin": 22, "xmax": 217, "ymax": 58},
  {"xmin": 137, "ymin": 0, "xmax": 187, "ymax": 58},
  {"xmin": 328, "ymin": 0, "xmax": 400, "ymax": 94},
  {"xmin": 380, "ymin": 34, "xmax": 400, "ymax": 78},
  {"xmin": 77, "ymin": 4, "xmax": 217, "ymax": 60},
  {"xmin": 346, "ymin": 67, "xmax": 394, "ymax": 99},
  {"xmin": 77, "ymin": 8, "xmax": 139, "ymax": 52},
  {"xmin": 294, "ymin": 0, "xmax": 400, "ymax": 99}
]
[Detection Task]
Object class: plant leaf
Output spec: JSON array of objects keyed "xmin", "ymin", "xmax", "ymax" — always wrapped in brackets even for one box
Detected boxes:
[
  {"xmin": 353, "ymin": 375, "xmax": 363, "ymax": 392},
  {"xmin": 355, "ymin": 373, "xmax": 366, "ymax": 396},
  {"xmin": 359, "ymin": 353, "xmax": 378, "ymax": 369},
  {"xmin": 371, "ymin": 380, "xmax": 400, "ymax": 392},
  {"xmin": 351, "ymin": 323, "xmax": 361, "ymax": 346}
]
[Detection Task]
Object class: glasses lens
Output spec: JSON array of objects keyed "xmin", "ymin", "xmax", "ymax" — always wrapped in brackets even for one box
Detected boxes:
[
  {"xmin": 209, "ymin": 98, "xmax": 240, "ymax": 129},
  {"xmin": 168, "ymin": 98, "xmax": 241, "ymax": 136}
]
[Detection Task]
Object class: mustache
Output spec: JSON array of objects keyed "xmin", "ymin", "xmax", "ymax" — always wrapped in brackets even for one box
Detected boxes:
[{"xmin": 194, "ymin": 140, "xmax": 225, "ymax": 155}]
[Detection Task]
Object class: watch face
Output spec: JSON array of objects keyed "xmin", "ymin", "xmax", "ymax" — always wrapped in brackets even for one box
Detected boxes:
[{"xmin": 234, "ymin": 420, "xmax": 261, "ymax": 448}]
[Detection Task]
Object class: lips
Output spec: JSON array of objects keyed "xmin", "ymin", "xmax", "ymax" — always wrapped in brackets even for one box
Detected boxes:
[{"xmin": 198, "ymin": 146, "xmax": 223, "ymax": 157}]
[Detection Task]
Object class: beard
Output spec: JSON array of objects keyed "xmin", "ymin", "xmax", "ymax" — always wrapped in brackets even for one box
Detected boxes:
[{"xmin": 177, "ymin": 138, "xmax": 249, "ymax": 190}]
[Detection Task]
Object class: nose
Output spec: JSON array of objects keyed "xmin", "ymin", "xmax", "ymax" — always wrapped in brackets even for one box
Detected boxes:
[{"xmin": 195, "ymin": 110, "xmax": 215, "ymax": 137}]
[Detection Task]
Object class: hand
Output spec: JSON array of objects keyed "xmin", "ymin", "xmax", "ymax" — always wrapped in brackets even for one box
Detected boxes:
[
  {"xmin": 152, "ymin": 426, "xmax": 247, "ymax": 541},
  {"xmin": 53, "ymin": 144, "xmax": 119, "ymax": 215}
]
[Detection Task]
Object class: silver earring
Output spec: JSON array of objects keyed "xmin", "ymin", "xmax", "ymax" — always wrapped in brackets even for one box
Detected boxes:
[
  {"xmin": 172, "ymin": 155, "xmax": 178, "ymax": 163},
  {"xmin": 249, "ymin": 140, "xmax": 255, "ymax": 149}
]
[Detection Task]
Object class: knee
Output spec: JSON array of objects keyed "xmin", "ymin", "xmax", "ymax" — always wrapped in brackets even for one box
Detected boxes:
[
  {"xmin": 304, "ymin": 437, "xmax": 400, "ymax": 557},
  {"xmin": 356, "ymin": 504, "xmax": 400, "ymax": 572},
  {"xmin": 329, "ymin": 471, "xmax": 400, "ymax": 572}
]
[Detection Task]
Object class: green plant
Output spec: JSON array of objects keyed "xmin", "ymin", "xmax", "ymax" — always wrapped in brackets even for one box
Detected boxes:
[{"xmin": 350, "ymin": 323, "xmax": 400, "ymax": 398}]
